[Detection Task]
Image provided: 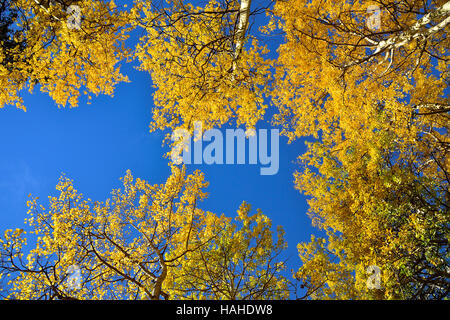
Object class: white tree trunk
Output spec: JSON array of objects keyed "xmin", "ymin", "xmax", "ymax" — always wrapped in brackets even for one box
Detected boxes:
[{"xmin": 231, "ymin": 0, "xmax": 251, "ymax": 76}]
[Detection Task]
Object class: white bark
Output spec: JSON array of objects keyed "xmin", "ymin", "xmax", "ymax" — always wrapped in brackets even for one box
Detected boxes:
[
  {"xmin": 231, "ymin": 0, "xmax": 251, "ymax": 76},
  {"xmin": 414, "ymin": 103, "xmax": 450, "ymax": 115},
  {"xmin": 344, "ymin": 1, "xmax": 450, "ymax": 68},
  {"xmin": 373, "ymin": 1, "xmax": 450, "ymax": 55},
  {"xmin": 33, "ymin": 0, "xmax": 61, "ymax": 21}
]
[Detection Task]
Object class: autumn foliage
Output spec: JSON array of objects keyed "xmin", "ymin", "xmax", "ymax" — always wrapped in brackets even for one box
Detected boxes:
[{"xmin": 0, "ymin": 0, "xmax": 448, "ymax": 299}]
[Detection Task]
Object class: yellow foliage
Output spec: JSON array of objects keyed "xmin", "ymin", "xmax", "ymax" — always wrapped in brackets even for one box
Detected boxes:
[
  {"xmin": 0, "ymin": 166, "xmax": 288, "ymax": 300},
  {"xmin": 0, "ymin": 0, "xmax": 130, "ymax": 110}
]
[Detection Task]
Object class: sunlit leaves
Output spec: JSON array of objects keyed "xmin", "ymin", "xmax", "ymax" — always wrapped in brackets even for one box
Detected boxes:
[
  {"xmin": 0, "ymin": 166, "xmax": 287, "ymax": 300},
  {"xmin": 0, "ymin": 0, "xmax": 130, "ymax": 110},
  {"xmin": 134, "ymin": 0, "xmax": 271, "ymax": 136}
]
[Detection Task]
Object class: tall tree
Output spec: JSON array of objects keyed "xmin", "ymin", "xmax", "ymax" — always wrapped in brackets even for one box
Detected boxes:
[
  {"xmin": 294, "ymin": 118, "xmax": 449, "ymax": 299},
  {"xmin": 269, "ymin": 0, "xmax": 449, "ymax": 143},
  {"xmin": 133, "ymin": 0, "xmax": 273, "ymax": 137},
  {"xmin": 0, "ymin": 166, "xmax": 288, "ymax": 300},
  {"xmin": 166, "ymin": 201, "xmax": 289, "ymax": 299},
  {"xmin": 267, "ymin": 0, "xmax": 449, "ymax": 299}
]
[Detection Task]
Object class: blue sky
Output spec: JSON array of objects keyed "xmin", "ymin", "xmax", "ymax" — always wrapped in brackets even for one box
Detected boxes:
[{"xmin": 0, "ymin": 2, "xmax": 318, "ymax": 295}]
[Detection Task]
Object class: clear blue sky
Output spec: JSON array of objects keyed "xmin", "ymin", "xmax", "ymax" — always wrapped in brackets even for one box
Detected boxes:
[{"xmin": 0, "ymin": 2, "xmax": 318, "ymax": 295}]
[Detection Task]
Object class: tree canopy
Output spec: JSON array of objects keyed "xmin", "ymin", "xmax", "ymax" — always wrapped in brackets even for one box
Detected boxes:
[
  {"xmin": 0, "ymin": 166, "xmax": 288, "ymax": 299},
  {"xmin": 0, "ymin": 0, "xmax": 448, "ymax": 299}
]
